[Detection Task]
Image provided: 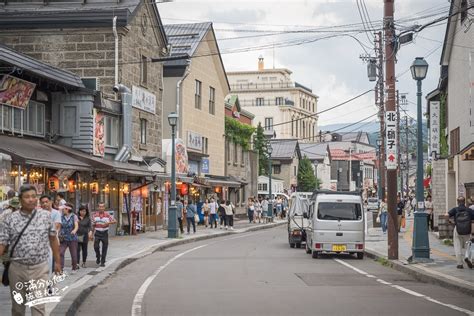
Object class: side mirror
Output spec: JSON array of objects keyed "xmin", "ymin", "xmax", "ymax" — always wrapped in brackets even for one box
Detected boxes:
[{"xmin": 303, "ymin": 212, "xmax": 308, "ymax": 219}]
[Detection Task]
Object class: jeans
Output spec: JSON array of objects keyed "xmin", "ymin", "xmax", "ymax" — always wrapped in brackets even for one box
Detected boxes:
[
  {"xmin": 226, "ymin": 214, "xmax": 234, "ymax": 227},
  {"xmin": 77, "ymin": 235, "xmax": 89, "ymax": 264},
  {"xmin": 248, "ymin": 210, "xmax": 254, "ymax": 223},
  {"xmin": 187, "ymin": 217, "xmax": 196, "ymax": 233},
  {"xmin": 380, "ymin": 212, "xmax": 388, "ymax": 233},
  {"xmin": 60, "ymin": 240, "xmax": 78, "ymax": 270},
  {"xmin": 178, "ymin": 217, "xmax": 184, "ymax": 233},
  {"xmin": 210, "ymin": 214, "xmax": 217, "ymax": 228},
  {"xmin": 220, "ymin": 214, "xmax": 227, "ymax": 226},
  {"xmin": 94, "ymin": 231, "xmax": 109, "ymax": 264}
]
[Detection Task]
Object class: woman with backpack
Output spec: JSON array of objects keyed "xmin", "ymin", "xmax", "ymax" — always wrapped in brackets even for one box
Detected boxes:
[
  {"xmin": 59, "ymin": 203, "xmax": 79, "ymax": 272},
  {"xmin": 448, "ymin": 197, "xmax": 474, "ymax": 269}
]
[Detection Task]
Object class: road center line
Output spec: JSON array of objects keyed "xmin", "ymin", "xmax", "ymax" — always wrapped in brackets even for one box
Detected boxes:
[
  {"xmin": 131, "ymin": 244, "xmax": 208, "ymax": 316},
  {"xmin": 333, "ymin": 259, "xmax": 474, "ymax": 315}
]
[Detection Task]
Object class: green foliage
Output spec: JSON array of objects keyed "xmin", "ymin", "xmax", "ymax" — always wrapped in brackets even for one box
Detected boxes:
[
  {"xmin": 297, "ymin": 156, "xmax": 318, "ymax": 192},
  {"xmin": 253, "ymin": 123, "xmax": 269, "ymax": 176},
  {"xmin": 376, "ymin": 257, "xmax": 390, "ymax": 267},
  {"xmin": 225, "ymin": 117, "xmax": 256, "ymax": 150},
  {"xmin": 426, "ymin": 163, "xmax": 432, "ymax": 177}
]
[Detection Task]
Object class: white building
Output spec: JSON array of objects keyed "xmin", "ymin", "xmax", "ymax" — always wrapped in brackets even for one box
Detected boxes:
[
  {"xmin": 257, "ymin": 175, "xmax": 285, "ymax": 197},
  {"xmin": 227, "ymin": 57, "xmax": 318, "ymax": 142}
]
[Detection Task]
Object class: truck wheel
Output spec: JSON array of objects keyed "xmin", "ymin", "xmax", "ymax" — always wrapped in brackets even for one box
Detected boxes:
[
  {"xmin": 290, "ymin": 243, "xmax": 295, "ymax": 248},
  {"xmin": 357, "ymin": 252, "xmax": 364, "ymax": 260},
  {"xmin": 312, "ymin": 251, "xmax": 319, "ymax": 259},
  {"xmin": 296, "ymin": 243, "xmax": 301, "ymax": 249}
]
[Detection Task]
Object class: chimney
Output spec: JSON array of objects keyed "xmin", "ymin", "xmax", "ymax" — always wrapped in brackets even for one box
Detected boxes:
[{"xmin": 258, "ymin": 55, "xmax": 264, "ymax": 71}]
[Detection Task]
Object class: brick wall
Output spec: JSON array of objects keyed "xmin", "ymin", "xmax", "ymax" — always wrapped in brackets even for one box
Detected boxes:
[{"xmin": 0, "ymin": 3, "xmax": 165, "ymax": 158}]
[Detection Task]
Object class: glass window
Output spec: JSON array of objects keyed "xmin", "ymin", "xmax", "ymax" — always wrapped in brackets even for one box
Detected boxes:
[
  {"xmin": 105, "ymin": 116, "xmax": 119, "ymax": 147},
  {"xmin": 234, "ymin": 142, "xmax": 238, "ymax": 163},
  {"xmin": 63, "ymin": 106, "xmax": 76, "ymax": 135},
  {"xmin": 256, "ymin": 98, "xmax": 264, "ymax": 106},
  {"xmin": 141, "ymin": 55, "xmax": 148, "ymax": 85},
  {"xmin": 209, "ymin": 86, "xmax": 215, "ymax": 115},
  {"xmin": 264, "ymin": 117, "xmax": 273, "ymax": 130},
  {"xmin": 195, "ymin": 80, "xmax": 202, "ymax": 109},
  {"xmin": 140, "ymin": 118, "xmax": 147, "ymax": 144},
  {"xmin": 273, "ymin": 165, "xmax": 281, "ymax": 174},
  {"xmin": 317, "ymin": 202, "xmax": 362, "ymax": 221},
  {"xmin": 275, "ymin": 97, "xmax": 283, "ymax": 105}
]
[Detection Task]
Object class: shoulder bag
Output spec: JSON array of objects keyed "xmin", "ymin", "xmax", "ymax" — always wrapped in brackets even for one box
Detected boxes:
[{"xmin": 2, "ymin": 210, "xmax": 37, "ymax": 286}]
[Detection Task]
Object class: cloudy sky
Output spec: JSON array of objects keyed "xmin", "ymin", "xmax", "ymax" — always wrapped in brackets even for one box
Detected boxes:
[{"xmin": 159, "ymin": 0, "xmax": 450, "ymax": 129}]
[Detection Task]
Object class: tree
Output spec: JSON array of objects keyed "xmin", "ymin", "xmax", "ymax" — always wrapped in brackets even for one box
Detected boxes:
[
  {"xmin": 297, "ymin": 156, "xmax": 320, "ymax": 192},
  {"xmin": 253, "ymin": 122, "xmax": 269, "ymax": 176}
]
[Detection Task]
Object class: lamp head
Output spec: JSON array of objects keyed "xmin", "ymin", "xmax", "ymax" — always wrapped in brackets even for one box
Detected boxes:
[
  {"xmin": 410, "ymin": 57, "xmax": 429, "ymax": 81},
  {"xmin": 168, "ymin": 112, "xmax": 178, "ymax": 127}
]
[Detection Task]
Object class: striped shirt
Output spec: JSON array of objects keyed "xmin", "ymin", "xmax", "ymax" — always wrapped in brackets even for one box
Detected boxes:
[{"xmin": 91, "ymin": 211, "xmax": 114, "ymax": 232}]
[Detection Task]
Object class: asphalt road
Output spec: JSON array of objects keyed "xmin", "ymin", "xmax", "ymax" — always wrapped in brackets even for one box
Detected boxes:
[{"xmin": 77, "ymin": 226, "xmax": 473, "ymax": 316}]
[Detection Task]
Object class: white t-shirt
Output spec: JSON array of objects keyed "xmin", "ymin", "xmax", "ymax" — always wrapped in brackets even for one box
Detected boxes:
[{"xmin": 209, "ymin": 202, "xmax": 218, "ymax": 214}]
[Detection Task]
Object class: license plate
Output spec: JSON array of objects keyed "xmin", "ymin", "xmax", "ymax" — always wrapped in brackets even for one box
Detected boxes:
[{"xmin": 332, "ymin": 244, "xmax": 347, "ymax": 252}]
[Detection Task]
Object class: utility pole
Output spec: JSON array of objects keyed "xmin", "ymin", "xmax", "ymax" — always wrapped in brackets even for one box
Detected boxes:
[
  {"xmin": 384, "ymin": 0, "xmax": 398, "ymax": 260},
  {"xmin": 375, "ymin": 31, "xmax": 386, "ymax": 201},
  {"xmin": 396, "ymin": 90, "xmax": 401, "ymax": 194},
  {"xmin": 405, "ymin": 116, "xmax": 410, "ymax": 197}
]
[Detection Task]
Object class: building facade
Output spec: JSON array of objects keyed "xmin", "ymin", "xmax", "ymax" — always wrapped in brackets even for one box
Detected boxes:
[
  {"xmin": 227, "ymin": 57, "xmax": 319, "ymax": 142},
  {"xmin": 299, "ymin": 143, "xmax": 332, "ymax": 190},
  {"xmin": 269, "ymin": 139, "xmax": 301, "ymax": 192}
]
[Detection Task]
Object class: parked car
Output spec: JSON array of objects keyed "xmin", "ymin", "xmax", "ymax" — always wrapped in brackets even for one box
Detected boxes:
[
  {"xmin": 305, "ymin": 190, "xmax": 365, "ymax": 259},
  {"xmin": 287, "ymin": 193, "xmax": 311, "ymax": 248},
  {"xmin": 367, "ymin": 197, "xmax": 379, "ymax": 212}
]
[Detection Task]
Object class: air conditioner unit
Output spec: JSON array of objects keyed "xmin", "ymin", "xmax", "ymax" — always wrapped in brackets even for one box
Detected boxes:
[{"xmin": 81, "ymin": 77, "xmax": 100, "ymax": 91}]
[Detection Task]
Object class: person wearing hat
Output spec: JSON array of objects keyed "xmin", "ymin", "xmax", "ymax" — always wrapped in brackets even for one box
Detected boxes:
[{"xmin": 0, "ymin": 196, "xmax": 20, "ymax": 223}]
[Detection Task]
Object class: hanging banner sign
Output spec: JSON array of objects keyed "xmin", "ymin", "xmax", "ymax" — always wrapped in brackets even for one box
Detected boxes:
[
  {"xmin": 429, "ymin": 101, "xmax": 440, "ymax": 158},
  {"xmin": 385, "ymin": 111, "xmax": 397, "ymax": 170},
  {"xmin": 93, "ymin": 109, "xmax": 105, "ymax": 157},
  {"xmin": 0, "ymin": 75, "xmax": 36, "ymax": 109}
]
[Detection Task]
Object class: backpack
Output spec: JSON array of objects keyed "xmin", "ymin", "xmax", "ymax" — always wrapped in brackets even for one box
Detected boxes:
[{"xmin": 455, "ymin": 208, "xmax": 472, "ymax": 235}]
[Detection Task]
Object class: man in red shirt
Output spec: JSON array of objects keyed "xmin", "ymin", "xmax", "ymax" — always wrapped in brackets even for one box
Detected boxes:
[{"xmin": 91, "ymin": 202, "xmax": 116, "ymax": 267}]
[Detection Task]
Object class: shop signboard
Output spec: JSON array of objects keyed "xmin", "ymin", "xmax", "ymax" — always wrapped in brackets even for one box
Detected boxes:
[
  {"xmin": 187, "ymin": 131, "xmax": 202, "ymax": 151},
  {"xmin": 132, "ymin": 85, "xmax": 156, "ymax": 114},
  {"xmin": 0, "ymin": 75, "xmax": 36, "ymax": 109},
  {"xmin": 93, "ymin": 109, "xmax": 105, "ymax": 157},
  {"xmin": 385, "ymin": 111, "xmax": 397, "ymax": 170},
  {"xmin": 201, "ymin": 158, "xmax": 209, "ymax": 174},
  {"xmin": 429, "ymin": 101, "xmax": 440, "ymax": 157}
]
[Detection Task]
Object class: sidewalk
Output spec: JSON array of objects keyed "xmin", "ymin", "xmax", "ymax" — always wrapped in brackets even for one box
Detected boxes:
[
  {"xmin": 365, "ymin": 215, "xmax": 474, "ymax": 295},
  {"xmin": 0, "ymin": 218, "xmax": 285, "ymax": 316}
]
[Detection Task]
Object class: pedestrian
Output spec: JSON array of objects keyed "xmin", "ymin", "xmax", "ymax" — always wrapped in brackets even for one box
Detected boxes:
[
  {"xmin": 91, "ymin": 202, "xmax": 116, "ymax": 267},
  {"xmin": 0, "ymin": 189, "xmax": 16, "ymax": 213},
  {"xmin": 225, "ymin": 201, "xmax": 234, "ymax": 230},
  {"xmin": 448, "ymin": 196, "xmax": 474, "ymax": 269},
  {"xmin": 186, "ymin": 199, "xmax": 197, "ymax": 234},
  {"xmin": 218, "ymin": 200, "xmax": 227, "ymax": 229},
  {"xmin": 410, "ymin": 195, "xmax": 417, "ymax": 213},
  {"xmin": 247, "ymin": 198, "xmax": 255, "ymax": 224},
  {"xmin": 209, "ymin": 197, "xmax": 218, "ymax": 229},
  {"xmin": 54, "ymin": 192, "xmax": 67, "ymax": 209},
  {"xmin": 425, "ymin": 195, "xmax": 434, "ymax": 231},
  {"xmin": 276, "ymin": 196, "xmax": 283, "ymax": 218},
  {"xmin": 396, "ymin": 196, "xmax": 405, "ymax": 232},
  {"xmin": 202, "ymin": 199, "xmax": 210, "ymax": 228},
  {"xmin": 0, "ymin": 196, "xmax": 20, "ymax": 222},
  {"xmin": 0, "ymin": 184, "xmax": 61, "ymax": 316},
  {"xmin": 378, "ymin": 197, "xmax": 388, "ymax": 234},
  {"xmin": 39, "ymin": 195, "xmax": 62, "ymax": 277},
  {"xmin": 77, "ymin": 205, "xmax": 92, "ymax": 268},
  {"xmin": 261, "ymin": 196, "xmax": 269, "ymax": 223},
  {"xmin": 59, "ymin": 203, "xmax": 79, "ymax": 272},
  {"xmin": 176, "ymin": 198, "xmax": 184, "ymax": 234},
  {"xmin": 254, "ymin": 198, "xmax": 262, "ymax": 223}
]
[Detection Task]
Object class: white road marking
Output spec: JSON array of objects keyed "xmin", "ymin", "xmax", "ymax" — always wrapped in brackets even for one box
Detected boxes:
[
  {"xmin": 130, "ymin": 244, "xmax": 208, "ymax": 316},
  {"xmin": 334, "ymin": 259, "xmax": 474, "ymax": 315},
  {"xmin": 366, "ymin": 274, "xmax": 376, "ymax": 278}
]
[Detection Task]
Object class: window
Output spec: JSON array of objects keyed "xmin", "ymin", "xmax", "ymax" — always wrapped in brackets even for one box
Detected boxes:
[
  {"xmin": 105, "ymin": 116, "xmax": 120, "ymax": 147},
  {"xmin": 450, "ymin": 127, "xmax": 460, "ymax": 155},
  {"xmin": 241, "ymin": 147, "xmax": 245, "ymax": 166},
  {"xmin": 264, "ymin": 117, "xmax": 273, "ymax": 130},
  {"xmin": 294, "ymin": 165, "xmax": 297, "ymax": 176},
  {"xmin": 273, "ymin": 165, "xmax": 281, "ymax": 174},
  {"xmin": 140, "ymin": 55, "xmax": 148, "ymax": 86},
  {"xmin": 256, "ymin": 98, "xmax": 264, "ymax": 106},
  {"xmin": 0, "ymin": 102, "xmax": 45, "ymax": 137},
  {"xmin": 275, "ymin": 97, "xmax": 284, "ymax": 105},
  {"xmin": 234, "ymin": 142, "xmax": 238, "ymax": 164},
  {"xmin": 318, "ymin": 202, "xmax": 362, "ymax": 221},
  {"xmin": 295, "ymin": 120, "xmax": 299, "ymax": 137},
  {"xmin": 226, "ymin": 140, "xmax": 231, "ymax": 162},
  {"xmin": 312, "ymin": 102, "xmax": 315, "ymax": 113},
  {"xmin": 195, "ymin": 80, "xmax": 202, "ymax": 109},
  {"xmin": 258, "ymin": 183, "xmax": 268, "ymax": 191},
  {"xmin": 209, "ymin": 86, "xmax": 215, "ymax": 115},
  {"xmin": 202, "ymin": 137, "xmax": 208, "ymax": 154},
  {"xmin": 291, "ymin": 118, "xmax": 294, "ymax": 136},
  {"xmin": 140, "ymin": 118, "xmax": 147, "ymax": 145}
]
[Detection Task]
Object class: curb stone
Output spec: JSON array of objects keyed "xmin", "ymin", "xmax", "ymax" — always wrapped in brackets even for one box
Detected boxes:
[
  {"xmin": 364, "ymin": 248, "xmax": 474, "ymax": 297},
  {"xmin": 52, "ymin": 221, "xmax": 286, "ymax": 316}
]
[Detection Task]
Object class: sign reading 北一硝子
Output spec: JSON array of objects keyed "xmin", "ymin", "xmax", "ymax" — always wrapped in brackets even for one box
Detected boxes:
[
  {"xmin": 0, "ymin": 75, "xmax": 36, "ymax": 109},
  {"xmin": 429, "ymin": 101, "xmax": 440, "ymax": 158},
  {"xmin": 132, "ymin": 85, "xmax": 156, "ymax": 114},
  {"xmin": 187, "ymin": 131, "xmax": 203, "ymax": 151},
  {"xmin": 385, "ymin": 111, "xmax": 397, "ymax": 170}
]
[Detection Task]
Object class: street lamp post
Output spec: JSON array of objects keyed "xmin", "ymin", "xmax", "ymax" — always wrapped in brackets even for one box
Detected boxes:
[
  {"xmin": 168, "ymin": 112, "xmax": 179, "ymax": 238},
  {"xmin": 410, "ymin": 57, "xmax": 431, "ymax": 262}
]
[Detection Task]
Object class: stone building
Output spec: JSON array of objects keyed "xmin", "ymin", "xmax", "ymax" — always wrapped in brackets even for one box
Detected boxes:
[{"xmin": 0, "ymin": 0, "xmax": 168, "ymax": 158}]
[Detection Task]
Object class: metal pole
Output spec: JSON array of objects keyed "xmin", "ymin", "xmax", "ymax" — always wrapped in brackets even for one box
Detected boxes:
[
  {"xmin": 349, "ymin": 147, "xmax": 352, "ymax": 191},
  {"xmin": 268, "ymin": 152, "xmax": 273, "ymax": 221},
  {"xmin": 377, "ymin": 31, "xmax": 386, "ymax": 200},
  {"xmin": 384, "ymin": 0, "xmax": 398, "ymax": 260},
  {"xmin": 168, "ymin": 125, "xmax": 178, "ymax": 238},
  {"xmin": 412, "ymin": 79, "xmax": 431, "ymax": 261},
  {"xmin": 406, "ymin": 116, "xmax": 409, "ymax": 196}
]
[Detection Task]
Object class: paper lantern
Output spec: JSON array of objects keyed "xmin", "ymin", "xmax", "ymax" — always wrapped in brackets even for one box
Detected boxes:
[
  {"xmin": 90, "ymin": 182, "xmax": 99, "ymax": 194},
  {"xmin": 214, "ymin": 186, "xmax": 221, "ymax": 193},
  {"xmin": 180, "ymin": 184, "xmax": 188, "ymax": 196},
  {"xmin": 68, "ymin": 180, "xmax": 75, "ymax": 193},
  {"xmin": 48, "ymin": 177, "xmax": 59, "ymax": 191}
]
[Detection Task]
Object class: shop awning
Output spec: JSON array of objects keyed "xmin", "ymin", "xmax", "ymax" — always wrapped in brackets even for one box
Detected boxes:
[
  {"xmin": 44, "ymin": 143, "xmax": 153, "ymax": 177},
  {"xmin": 207, "ymin": 178, "xmax": 242, "ymax": 188},
  {"xmin": 0, "ymin": 135, "xmax": 91, "ymax": 171}
]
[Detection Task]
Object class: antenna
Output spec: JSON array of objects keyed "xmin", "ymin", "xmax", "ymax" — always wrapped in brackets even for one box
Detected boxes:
[{"xmin": 272, "ymin": 44, "xmax": 275, "ymax": 69}]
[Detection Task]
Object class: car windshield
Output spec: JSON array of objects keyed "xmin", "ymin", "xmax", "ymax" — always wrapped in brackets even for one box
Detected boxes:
[{"xmin": 317, "ymin": 202, "xmax": 362, "ymax": 221}]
